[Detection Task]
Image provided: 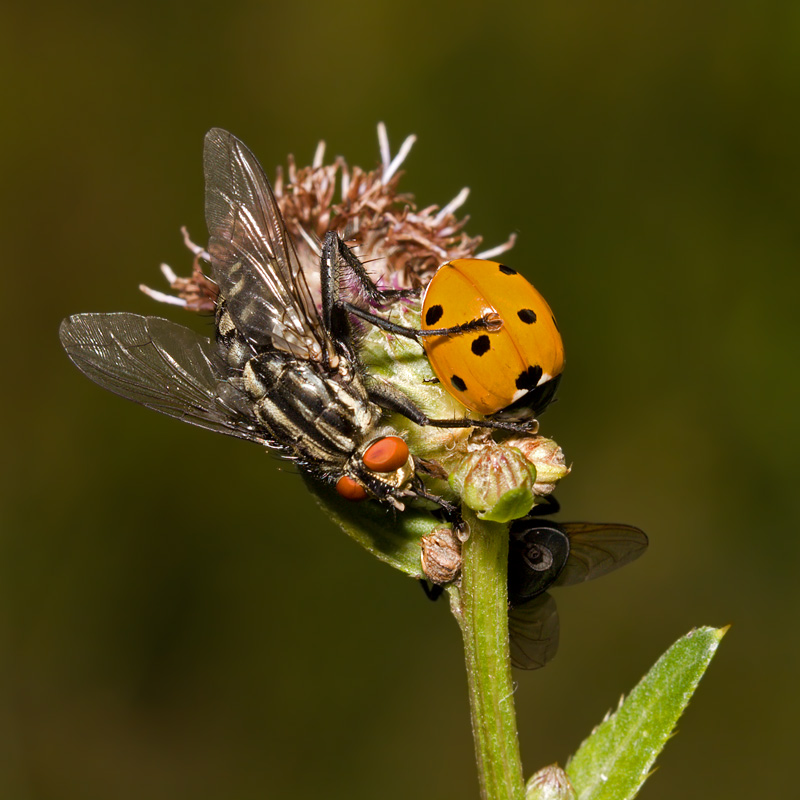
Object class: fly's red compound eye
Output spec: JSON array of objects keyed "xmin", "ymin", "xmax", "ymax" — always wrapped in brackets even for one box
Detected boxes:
[
  {"xmin": 336, "ymin": 475, "xmax": 368, "ymax": 501},
  {"xmin": 363, "ymin": 436, "xmax": 409, "ymax": 473}
]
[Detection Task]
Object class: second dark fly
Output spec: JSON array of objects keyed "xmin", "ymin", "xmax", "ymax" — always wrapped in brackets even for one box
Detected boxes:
[{"xmin": 507, "ymin": 518, "xmax": 648, "ymax": 669}]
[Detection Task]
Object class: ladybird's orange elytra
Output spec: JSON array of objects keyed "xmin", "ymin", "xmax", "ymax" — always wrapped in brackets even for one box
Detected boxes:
[
  {"xmin": 363, "ymin": 436, "xmax": 410, "ymax": 473},
  {"xmin": 420, "ymin": 259, "xmax": 565, "ymax": 416},
  {"xmin": 336, "ymin": 475, "xmax": 368, "ymax": 501}
]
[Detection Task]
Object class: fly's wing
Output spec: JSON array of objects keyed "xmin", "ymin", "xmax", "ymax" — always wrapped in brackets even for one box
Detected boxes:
[
  {"xmin": 553, "ymin": 523, "xmax": 649, "ymax": 588},
  {"xmin": 508, "ymin": 593, "xmax": 560, "ymax": 670},
  {"xmin": 60, "ymin": 313, "xmax": 267, "ymax": 443},
  {"xmin": 204, "ymin": 128, "xmax": 334, "ymax": 363}
]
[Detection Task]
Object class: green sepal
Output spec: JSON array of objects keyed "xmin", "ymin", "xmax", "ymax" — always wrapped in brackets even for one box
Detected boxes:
[
  {"xmin": 478, "ymin": 485, "xmax": 537, "ymax": 522},
  {"xmin": 450, "ymin": 445, "xmax": 537, "ymax": 522}
]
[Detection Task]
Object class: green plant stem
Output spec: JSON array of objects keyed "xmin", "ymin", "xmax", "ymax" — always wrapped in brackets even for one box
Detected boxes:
[{"xmin": 450, "ymin": 509, "xmax": 525, "ymax": 800}]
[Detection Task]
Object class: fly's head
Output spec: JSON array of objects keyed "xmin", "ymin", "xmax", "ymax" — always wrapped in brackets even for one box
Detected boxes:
[{"xmin": 336, "ymin": 433, "xmax": 415, "ymax": 510}]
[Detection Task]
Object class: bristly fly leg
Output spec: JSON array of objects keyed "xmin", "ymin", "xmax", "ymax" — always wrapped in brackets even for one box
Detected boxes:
[
  {"xmin": 320, "ymin": 231, "xmax": 502, "ymax": 342},
  {"xmin": 365, "ymin": 380, "xmax": 537, "ymax": 435}
]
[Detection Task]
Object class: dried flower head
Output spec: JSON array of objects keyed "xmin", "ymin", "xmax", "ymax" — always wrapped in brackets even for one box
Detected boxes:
[{"xmin": 142, "ymin": 124, "xmax": 515, "ymax": 309}]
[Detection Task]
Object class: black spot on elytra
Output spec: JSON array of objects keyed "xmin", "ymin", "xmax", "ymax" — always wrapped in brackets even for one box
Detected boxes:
[
  {"xmin": 425, "ymin": 304, "xmax": 444, "ymax": 326},
  {"xmin": 517, "ymin": 308, "xmax": 537, "ymax": 324},
  {"xmin": 471, "ymin": 335, "xmax": 491, "ymax": 356},
  {"xmin": 451, "ymin": 374, "xmax": 467, "ymax": 392},
  {"xmin": 498, "ymin": 264, "xmax": 517, "ymax": 275},
  {"xmin": 515, "ymin": 365, "xmax": 543, "ymax": 391}
]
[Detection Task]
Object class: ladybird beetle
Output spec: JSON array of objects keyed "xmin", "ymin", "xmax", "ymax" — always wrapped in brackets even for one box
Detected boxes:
[
  {"xmin": 321, "ymin": 234, "xmax": 563, "ymax": 423},
  {"xmin": 320, "ymin": 233, "xmax": 541, "ymax": 434},
  {"xmin": 420, "ymin": 259, "xmax": 565, "ymax": 417}
]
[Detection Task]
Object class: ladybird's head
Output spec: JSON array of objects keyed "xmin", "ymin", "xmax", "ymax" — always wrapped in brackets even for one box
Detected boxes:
[
  {"xmin": 335, "ymin": 434, "xmax": 415, "ymax": 508},
  {"xmin": 503, "ymin": 372, "xmax": 563, "ymax": 420}
]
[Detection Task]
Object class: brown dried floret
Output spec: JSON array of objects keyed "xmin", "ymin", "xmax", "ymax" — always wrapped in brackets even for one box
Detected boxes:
[
  {"xmin": 420, "ymin": 526, "xmax": 463, "ymax": 585},
  {"xmin": 141, "ymin": 124, "xmax": 515, "ymax": 309}
]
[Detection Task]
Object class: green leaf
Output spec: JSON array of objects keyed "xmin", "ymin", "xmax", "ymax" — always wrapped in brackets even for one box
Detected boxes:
[
  {"xmin": 566, "ymin": 626, "xmax": 727, "ymax": 800},
  {"xmin": 306, "ymin": 477, "xmax": 442, "ymax": 577}
]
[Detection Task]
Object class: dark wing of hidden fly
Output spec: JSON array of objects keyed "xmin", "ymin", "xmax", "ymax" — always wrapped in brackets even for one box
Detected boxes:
[
  {"xmin": 550, "ymin": 522, "xmax": 649, "ymax": 588},
  {"xmin": 508, "ymin": 593, "xmax": 560, "ymax": 671},
  {"xmin": 58, "ymin": 312, "xmax": 265, "ymax": 443},
  {"xmin": 203, "ymin": 128, "xmax": 335, "ymax": 364},
  {"xmin": 507, "ymin": 520, "xmax": 648, "ymax": 669}
]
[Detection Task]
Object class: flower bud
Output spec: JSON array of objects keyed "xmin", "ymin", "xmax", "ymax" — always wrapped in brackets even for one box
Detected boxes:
[
  {"xmin": 449, "ymin": 443, "xmax": 537, "ymax": 523},
  {"xmin": 525, "ymin": 764, "xmax": 576, "ymax": 800},
  {"xmin": 420, "ymin": 526, "xmax": 462, "ymax": 585},
  {"xmin": 505, "ymin": 436, "xmax": 571, "ymax": 496}
]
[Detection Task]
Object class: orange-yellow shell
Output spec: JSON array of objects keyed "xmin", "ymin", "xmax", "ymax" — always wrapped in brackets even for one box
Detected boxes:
[{"xmin": 421, "ymin": 259, "xmax": 564, "ymax": 416}]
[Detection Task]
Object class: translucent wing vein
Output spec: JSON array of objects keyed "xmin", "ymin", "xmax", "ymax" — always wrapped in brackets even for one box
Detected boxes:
[
  {"xmin": 204, "ymin": 128, "xmax": 333, "ymax": 362},
  {"xmin": 554, "ymin": 523, "xmax": 649, "ymax": 587},
  {"xmin": 59, "ymin": 312, "xmax": 265, "ymax": 443}
]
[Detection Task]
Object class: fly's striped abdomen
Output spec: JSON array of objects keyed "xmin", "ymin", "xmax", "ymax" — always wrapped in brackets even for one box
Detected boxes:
[
  {"xmin": 216, "ymin": 303, "xmax": 258, "ymax": 372},
  {"xmin": 242, "ymin": 353, "xmax": 381, "ymax": 469}
]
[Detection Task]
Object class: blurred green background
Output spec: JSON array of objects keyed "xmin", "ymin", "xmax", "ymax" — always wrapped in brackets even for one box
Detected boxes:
[{"xmin": 3, "ymin": 0, "xmax": 798, "ymax": 797}]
